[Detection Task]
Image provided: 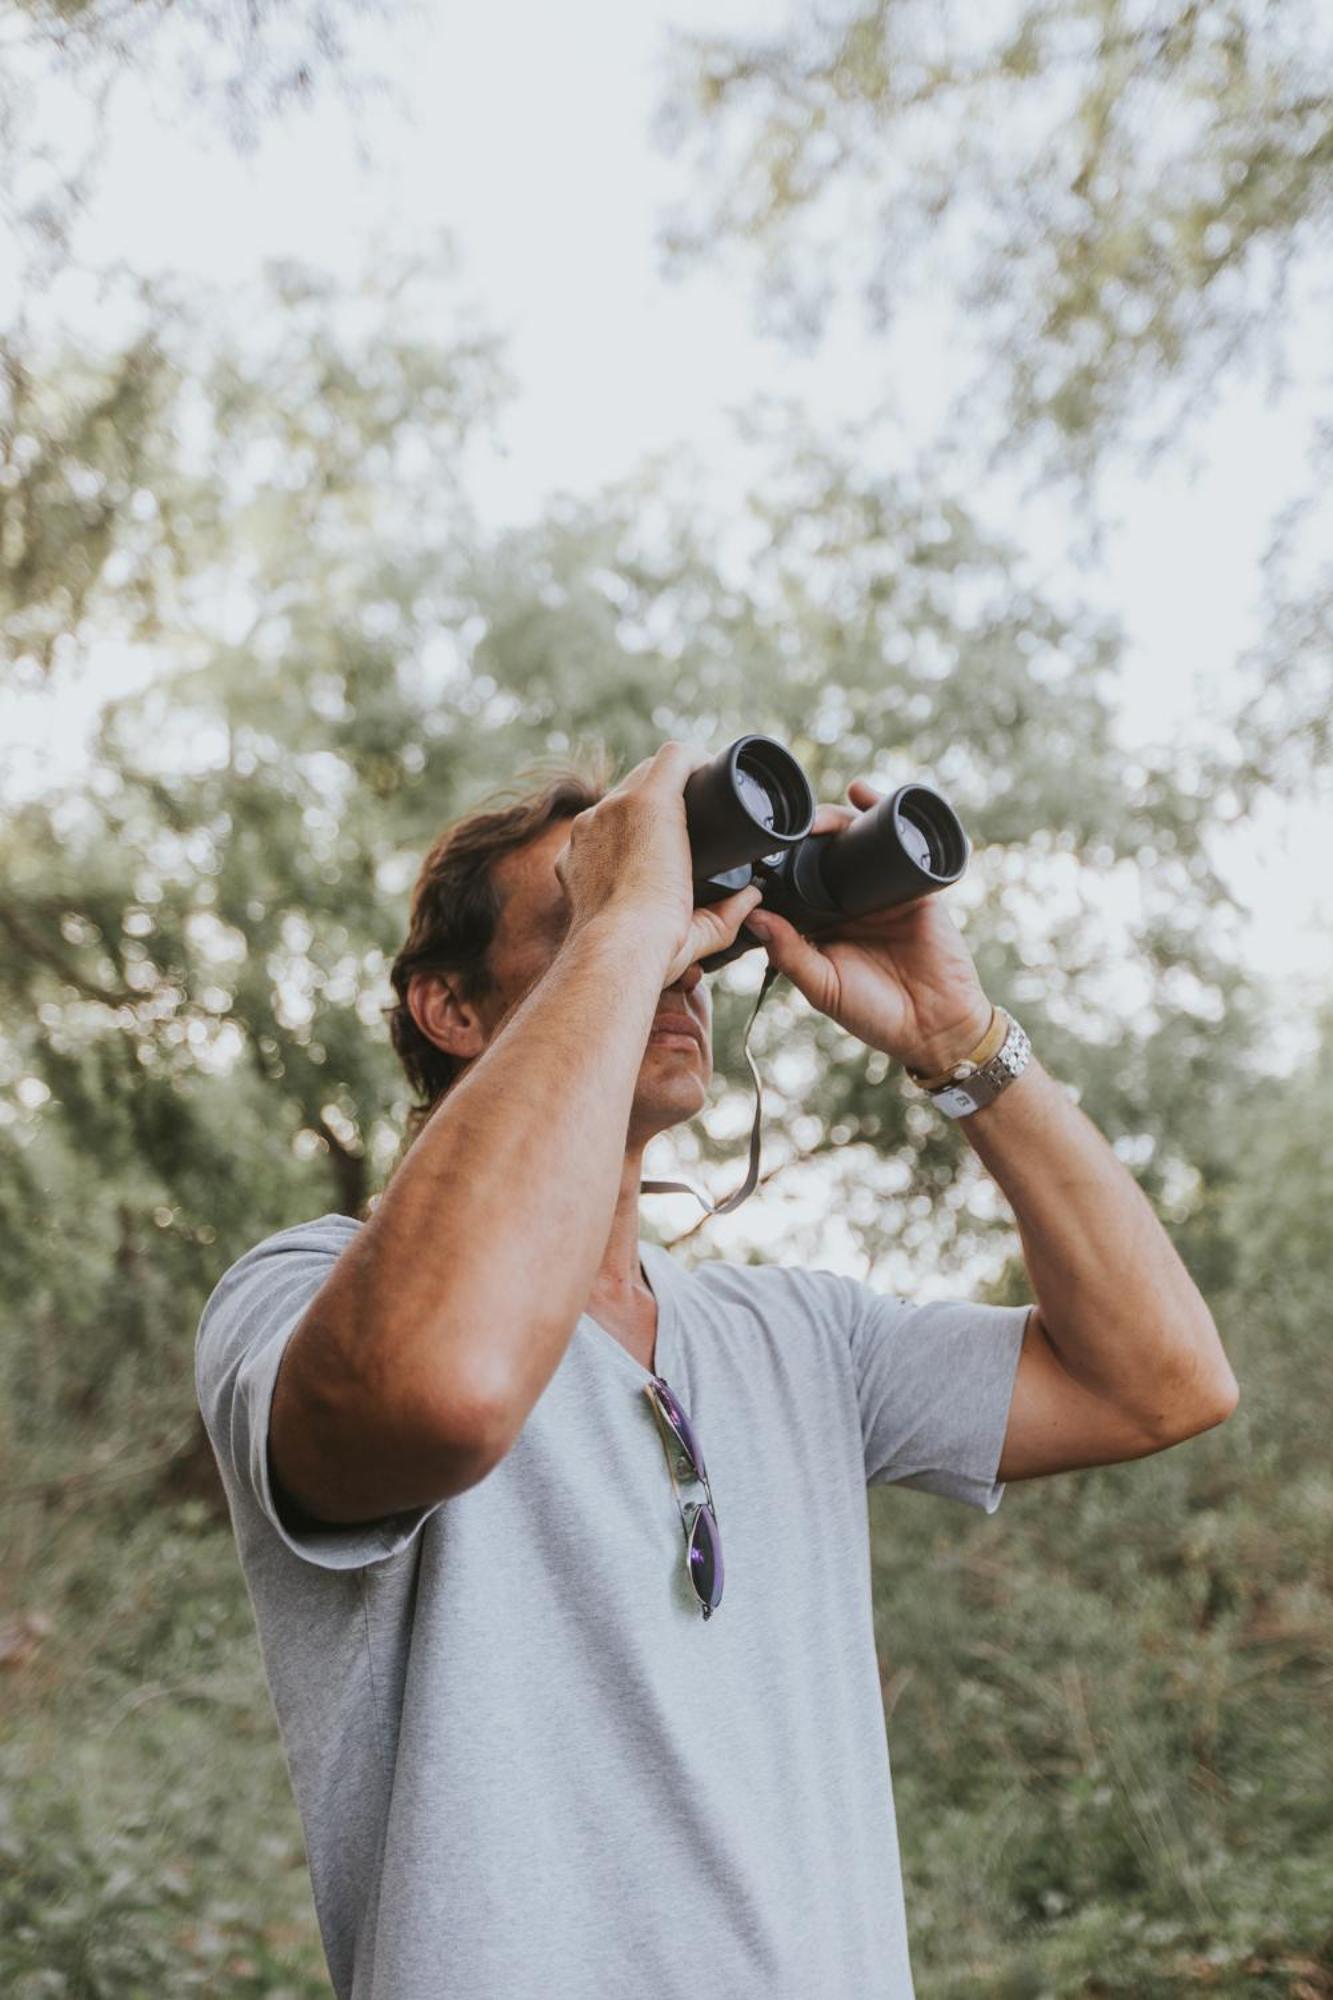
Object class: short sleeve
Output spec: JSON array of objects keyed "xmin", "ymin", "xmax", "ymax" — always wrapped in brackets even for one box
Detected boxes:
[
  {"xmin": 837, "ymin": 1275, "xmax": 1031, "ymax": 1511},
  {"xmin": 195, "ymin": 1214, "xmax": 440, "ymax": 1571}
]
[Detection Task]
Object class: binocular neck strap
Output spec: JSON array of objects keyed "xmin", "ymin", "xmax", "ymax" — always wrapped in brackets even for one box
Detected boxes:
[{"xmin": 640, "ymin": 962, "xmax": 783, "ymax": 1218}]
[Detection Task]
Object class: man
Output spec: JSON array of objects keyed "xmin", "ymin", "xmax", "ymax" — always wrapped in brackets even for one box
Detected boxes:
[{"xmin": 196, "ymin": 740, "xmax": 1238, "ymax": 2000}]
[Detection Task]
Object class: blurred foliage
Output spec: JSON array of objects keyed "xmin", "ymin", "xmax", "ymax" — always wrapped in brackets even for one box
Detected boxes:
[
  {"xmin": 2, "ymin": 245, "xmax": 503, "ymax": 679},
  {"xmin": 2, "ymin": 257, "xmax": 1326, "ymax": 1987},
  {"xmin": 0, "ymin": 0, "xmax": 406, "ymax": 280},
  {"xmin": 7, "ymin": 0, "xmax": 387, "ymax": 113},
  {"xmin": 658, "ymin": 0, "xmax": 1333, "ymax": 788},
  {"xmin": 877, "ymin": 1004, "xmax": 1333, "ymax": 1996},
  {"xmin": 1, "ymin": 1, "xmax": 1330, "ymax": 1994},
  {"xmin": 659, "ymin": 0, "xmax": 1333, "ymax": 471}
]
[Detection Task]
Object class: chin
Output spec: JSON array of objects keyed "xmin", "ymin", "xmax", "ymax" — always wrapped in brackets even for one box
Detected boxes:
[{"xmin": 636, "ymin": 1073, "xmax": 708, "ymax": 1132}]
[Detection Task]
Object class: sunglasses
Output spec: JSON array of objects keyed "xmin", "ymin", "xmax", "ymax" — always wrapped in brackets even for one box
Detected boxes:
[{"xmin": 644, "ymin": 1374, "xmax": 724, "ymax": 1620}]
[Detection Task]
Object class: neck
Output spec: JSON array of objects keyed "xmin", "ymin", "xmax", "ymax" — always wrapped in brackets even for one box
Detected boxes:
[{"xmin": 591, "ymin": 1144, "xmax": 651, "ymax": 1302}]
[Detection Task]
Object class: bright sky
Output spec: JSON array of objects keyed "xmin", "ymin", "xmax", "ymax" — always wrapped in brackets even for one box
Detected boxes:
[{"xmin": 3, "ymin": 0, "xmax": 1330, "ymax": 1143}]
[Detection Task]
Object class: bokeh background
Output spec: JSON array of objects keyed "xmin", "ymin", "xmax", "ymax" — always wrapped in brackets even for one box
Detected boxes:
[{"xmin": 2, "ymin": 2, "xmax": 1331, "ymax": 1993}]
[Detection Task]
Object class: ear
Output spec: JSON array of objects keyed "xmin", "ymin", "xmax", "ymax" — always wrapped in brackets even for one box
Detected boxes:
[{"xmin": 407, "ymin": 969, "xmax": 488, "ymax": 1061}]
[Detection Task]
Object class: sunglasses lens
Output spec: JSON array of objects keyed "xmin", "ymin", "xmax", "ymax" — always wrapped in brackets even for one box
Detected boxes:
[
  {"xmin": 653, "ymin": 1380, "xmax": 709, "ymax": 1485},
  {"xmin": 648, "ymin": 1377, "xmax": 724, "ymax": 1620},
  {"xmin": 687, "ymin": 1504, "xmax": 724, "ymax": 1614}
]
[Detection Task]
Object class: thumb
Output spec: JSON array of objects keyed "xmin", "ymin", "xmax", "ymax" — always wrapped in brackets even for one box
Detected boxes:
[
  {"xmin": 745, "ymin": 908, "xmax": 837, "ymax": 1012},
  {"xmin": 673, "ymin": 881, "xmax": 763, "ymax": 980}
]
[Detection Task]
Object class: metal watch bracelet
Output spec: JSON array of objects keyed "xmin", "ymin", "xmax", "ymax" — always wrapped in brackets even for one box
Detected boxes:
[{"xmin": 906, "ymin": 1006, "xmax": 1032, "ymax": 1119}]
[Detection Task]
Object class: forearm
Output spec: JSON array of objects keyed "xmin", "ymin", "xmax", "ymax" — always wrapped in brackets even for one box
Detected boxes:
[
  {"xmin": 958, "ymin": 1054, "xmax": 1238, "ymax": 1435},
  {"xmin": 312, "ymin": 912, "xmax": 665, "ymax": 1431}
]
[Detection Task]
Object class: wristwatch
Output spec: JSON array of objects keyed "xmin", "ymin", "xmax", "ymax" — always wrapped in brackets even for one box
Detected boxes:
[{"xmin": 904, "ymin": 1005, "xmax": 1032, "ymax": 1119}]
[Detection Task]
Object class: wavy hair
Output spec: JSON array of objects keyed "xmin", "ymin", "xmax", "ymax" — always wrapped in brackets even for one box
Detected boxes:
[{"xmin": 383, "ymin": 751, "xmax": 614, "ymax": 1158}]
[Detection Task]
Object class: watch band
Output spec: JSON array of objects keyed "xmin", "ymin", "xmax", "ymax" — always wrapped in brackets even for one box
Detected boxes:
[
  {"xmin": 905, "ymin": 1005, "xmax": 1007, "ymax": 1091},
  {"xmin": 907, "ymin": 1006, "xmax": 1032, "ymax": 1119}
]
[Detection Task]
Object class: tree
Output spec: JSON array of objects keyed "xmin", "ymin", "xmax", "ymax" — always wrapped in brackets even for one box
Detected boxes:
[
  {"xmin": 657, "ymin": 0, "xmax": 1333, "ymax": 780},
  {"xmin": 1, "ymin": 0, "xmax": 417, "ymax": 684},
  {"xmin": 1, "ymin": 0, "xmax": 403, "ymax": 261},
  {"xmin": 3, "ymin": 367, "xmax": 1264, "ymax": 1463},
  {"xmin": 4, "ymin": 4, "xmax": 1325, "ymax": 1984}
]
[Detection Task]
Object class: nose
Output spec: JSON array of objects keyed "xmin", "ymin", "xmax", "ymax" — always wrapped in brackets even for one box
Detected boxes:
[{"xmin": 671, "ymin": 962, "xmax": 703, "ymax": 996}]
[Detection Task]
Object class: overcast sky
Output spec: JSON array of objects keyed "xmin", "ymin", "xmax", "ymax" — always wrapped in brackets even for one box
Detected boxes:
[{"xmin": 4, "ymin": 0, "xmax": 1329, "ymax": 1119}]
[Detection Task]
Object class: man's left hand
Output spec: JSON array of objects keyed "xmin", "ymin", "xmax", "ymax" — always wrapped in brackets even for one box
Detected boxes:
[{"xmin": 746, "ymin": 778, "xmax": 993, "ymax": 1076}]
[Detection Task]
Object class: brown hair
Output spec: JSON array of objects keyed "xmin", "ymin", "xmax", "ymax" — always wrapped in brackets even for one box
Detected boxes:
[{"xmin": 383, "ymin": 750, "xmax": 615, "ymax": 1154}]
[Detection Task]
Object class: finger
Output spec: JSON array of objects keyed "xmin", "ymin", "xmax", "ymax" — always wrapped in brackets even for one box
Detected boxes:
[
  {"xmin": 703, "ymin": 881, "xmax": 764, "ymax": 943},
  {"xmin": 847, "ymin": 777, "xmax": 884, "ymax": 807},
  {"xmin": 743, "ymin": 906, "xmax": 836, "ymax": 1012},
  {"xmin": 613, "ymin": 741, "xmax": 690, "ymax": 796},
  {"xmin": 678, "ymin": 883, "xmax": 764, "ymax": 973},
  {"xmin": 642, "ymin": 739, "xmax": 709, "ymax": 795},
  {"xmin": 811, "ymin": 802, "xmax": 860, "ymax": 837},
  {"xmin": 610, "ymin": 752, "xmax": 657, "ymax": 796}
]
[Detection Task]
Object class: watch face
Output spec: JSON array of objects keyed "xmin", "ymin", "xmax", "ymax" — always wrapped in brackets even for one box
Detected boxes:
[{"xmin": 920, "ymin": 1015, "xmax": 1029, "ymax": 1111}]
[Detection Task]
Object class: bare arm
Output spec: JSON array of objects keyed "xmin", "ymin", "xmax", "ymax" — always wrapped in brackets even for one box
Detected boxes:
[
  {"xmin": 269, "ymin": 742, "xmax": 761, "ymax": 1525},
  {"xmin": 740, "ymin": 772, "xmax": 1238, "ymax": 1482},
  {"xmin": 270, "ymin": 918, "xmax": 665, "ymax": 1522},
  {"xmin": 958, "ymin": 1057, "xmax": 1240, "ymax": 1480}
]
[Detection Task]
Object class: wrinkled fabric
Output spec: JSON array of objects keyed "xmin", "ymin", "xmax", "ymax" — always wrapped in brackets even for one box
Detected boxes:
[{"xmin": 196, "ymin": 1211, "xmax": 1028, "ymax": 2000}]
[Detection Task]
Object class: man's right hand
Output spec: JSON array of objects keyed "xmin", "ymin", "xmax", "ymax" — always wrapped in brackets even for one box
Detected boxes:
[{"xmin": 554, "ymin": 740, "xmax": 764, "ymax": 985}]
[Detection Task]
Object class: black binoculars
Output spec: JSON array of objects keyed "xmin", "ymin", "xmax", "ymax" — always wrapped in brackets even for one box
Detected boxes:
[{"xmin": 684, "ymin": 735, "xmax": 969, "ymax": 972}]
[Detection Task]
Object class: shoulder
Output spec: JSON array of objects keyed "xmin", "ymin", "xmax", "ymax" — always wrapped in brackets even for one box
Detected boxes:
[
  {"xmin": 205, "ymin": 1210, "xmax": 361, "ymax": 1296},
  {"xmin": 671, "ymin": 1251, "xmax": 868, "ymax": 1336},
  {"xmin": 195, "ymin": 1212, "xmax": 361, "ymax": 1364},
  {"xmin": 223, "ymin": 1210, "xmax": 361, "ymax": 1271}
]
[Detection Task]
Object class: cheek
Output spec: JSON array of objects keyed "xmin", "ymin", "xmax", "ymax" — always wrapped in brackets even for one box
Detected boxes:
[
  {"xmin": 486, "ymin": 946, "xmax": 558, "ymax": 1025},
  {"xmin": 501, "ymin": 928, "xmax": 560, "ymax": 982}
]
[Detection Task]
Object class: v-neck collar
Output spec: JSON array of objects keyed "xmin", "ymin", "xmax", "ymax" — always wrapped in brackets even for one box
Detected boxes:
[{"xmin": 578, "ymin": 1239, "xmax": 679, "ymax": 1384}]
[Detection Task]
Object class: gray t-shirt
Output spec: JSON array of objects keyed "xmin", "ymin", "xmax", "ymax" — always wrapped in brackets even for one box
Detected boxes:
[{"xmin": 196, "ymin": 1212, "xmax": 1029, "ymax": 2000}]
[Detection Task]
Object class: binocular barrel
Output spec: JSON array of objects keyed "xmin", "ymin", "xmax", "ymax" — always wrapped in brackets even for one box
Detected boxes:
[
  {"xmin": 681, "ymin": 735, "xmax": 969, "ymax": 972},
  {"xmin": 680, "ymin": 735, "xmax": 816, "ymax": 882}
]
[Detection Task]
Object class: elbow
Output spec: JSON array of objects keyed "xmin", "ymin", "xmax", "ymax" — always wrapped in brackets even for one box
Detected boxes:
[
  {"xmin": 433, "ymin": 1376, "xmax": 518, "ymax": 1481},
  {"xmin": 1148, "ymin": 1353, "xmax": 1240, "ymax": 1446},
  {"xmin": 1179, "ymin": 1376, "xmax": 1239, "ymax": 1440},
  {"xmin": 272, "ymin": 1317, "xmax": 518, "ymax": 1523},
  {"xmin": 1189, "ymin": 1307, "xmax": 1241, "ymax": 1433},
  {"xmin": 1200, "ymin": 1364, "xmax": 1240, "ymax": 1431}
]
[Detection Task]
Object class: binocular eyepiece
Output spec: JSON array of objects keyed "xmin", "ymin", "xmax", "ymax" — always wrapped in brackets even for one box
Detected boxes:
[{"xmin": 684, "ymin": 735, "xmax": 969, "ymax": 972}]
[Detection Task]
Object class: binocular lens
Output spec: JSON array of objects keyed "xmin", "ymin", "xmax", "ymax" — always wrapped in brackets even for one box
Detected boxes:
[
  {"xmin": 735, "ymin": 764, "xmax": 778, "ymax": 833},
  {"xmin": 894, "ymin": 788, "xmax": 967, "ymax": 881},
  {"xmin": 681, "ymin": 734, "xmax": 815, "ymax": 887},
  {"xmin": 735, "ymin": 744, "xmax": 810, "ymax": 839},
  {"xmin": 691, "ymin": 744, "xmax": 970, "ymax": 974},
  {"xmin": 894, "ymin": 811, "xmax": 933, "ymax": 874}
]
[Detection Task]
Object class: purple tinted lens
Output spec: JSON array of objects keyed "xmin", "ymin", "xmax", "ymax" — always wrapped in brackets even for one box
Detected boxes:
[
  {"xmin": 654, "ymin": 1380, "xmax": 709, "ymax": 1485},
  {"xmin": 688, "ymin": 1504, "xmax": 724, "ymax": 1613}
]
